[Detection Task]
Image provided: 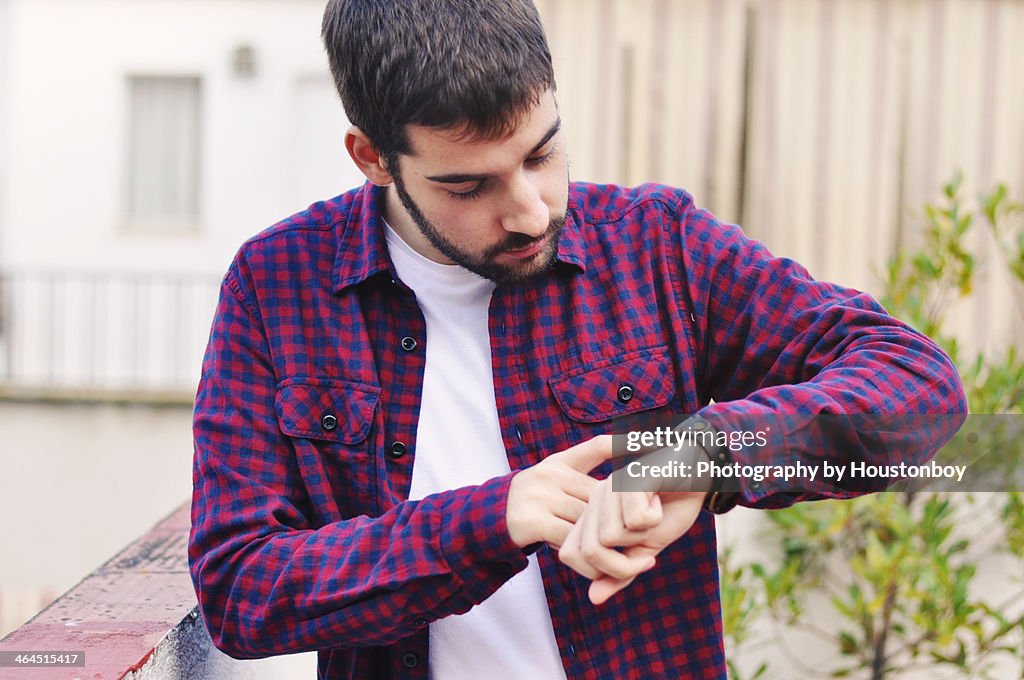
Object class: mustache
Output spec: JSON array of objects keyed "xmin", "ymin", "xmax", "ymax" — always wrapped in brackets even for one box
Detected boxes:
[{"xmin": 484, "ymin": 215, "xmax": 566, "ymax": 259}]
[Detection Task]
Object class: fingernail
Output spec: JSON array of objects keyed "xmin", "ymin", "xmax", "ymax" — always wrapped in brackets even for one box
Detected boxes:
[{"xmin": 643, "ymin": 556, "xmax": 657, "ymax": 571}]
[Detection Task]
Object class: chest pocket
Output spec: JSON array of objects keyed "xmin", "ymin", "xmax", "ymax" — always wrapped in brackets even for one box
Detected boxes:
[
  {"xmin": 549, "ymin": 346, "xmax": 679, "ymax": 445},
  {"xmin": 275, "ymin": 377, "xmax": 380, "ymax": 521}
]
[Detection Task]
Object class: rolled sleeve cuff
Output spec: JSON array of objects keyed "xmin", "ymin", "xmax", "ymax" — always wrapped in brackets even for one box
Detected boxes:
[
  {"xmin": 693, "ymin": 408, "xmax": 796, "ymax": 510},
  {"xmin": 438, "ymin": 473, "xmax": 530, "ymax": 603}
]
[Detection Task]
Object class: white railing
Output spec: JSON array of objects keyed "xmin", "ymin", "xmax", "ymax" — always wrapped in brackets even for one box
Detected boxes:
[{"xmin": 0, "ymin": 269, "xmax": 220, "ymax": 401}]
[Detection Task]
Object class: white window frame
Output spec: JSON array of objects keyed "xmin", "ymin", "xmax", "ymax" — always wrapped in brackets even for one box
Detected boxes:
[{"xmin": 123, "ymin": 75, "xmax": 202, "ymax": 231}]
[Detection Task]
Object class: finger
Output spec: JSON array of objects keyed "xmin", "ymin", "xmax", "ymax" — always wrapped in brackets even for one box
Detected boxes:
[
  {"xmin": 559, "ymin": 518, "xmax": 605, "ymax": 580},
  {"xmin": 556, "ymin": 435, "xmax": 614, "ymax": 474},
  {"xmin": 551, "ymin": 495, "xmax": 589, "ymax": 524},
  {"xmin": 559, "ymin": 549, "xmax": 604, "ymax": 580},
  {"xmin": 620, "ymin": 491, "xmax": 662, "ymax": 531},
  {"xmin": 589, "ymin": 547, "xmax": 659, "ymax": 605},
  {"xmin": 559, "ymin": 470, "xmax": 599, "ymax": 502},
  {"xmin": 588, "ymin": 569, "xmax": 645, "ymax": 605},
  {"xmin": 621, "ymin": 543, "xmax": 661, "ymax": 559},
  {"xmin": 596, "ymin": 485, "xmax": 650, "ymax": 548},
  {"xmin": 579, "ymin": 544, "xmax": 656, "ymax": 581},
  {"xmin": 590, "ymin": 575, "xmax": 632, "ymax": 605},
  {"xmin": 542, "ymin": 516, "xmax": 578, "ymax": 549},
  {"xmin": 581, "ymin": 507, "xmax": 657, "ymax": 580}
]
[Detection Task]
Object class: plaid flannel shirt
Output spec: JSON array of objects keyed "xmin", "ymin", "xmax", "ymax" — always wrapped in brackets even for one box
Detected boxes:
[{"xmin": 189, "ymin": 181, "xmax": 966, "ymax": 679}]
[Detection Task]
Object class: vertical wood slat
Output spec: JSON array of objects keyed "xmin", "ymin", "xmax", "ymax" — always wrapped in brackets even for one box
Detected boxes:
[
  {"xmin": 974, "ymin": 0, "xmax": 1001, "ymax": 351},
  {"xmin": 811, "ymin": 0, "xmax": 834, "ymax": 275},
  {"xmin": 743, "ymin": 0, "xmax": 781, "ymax": 245}
]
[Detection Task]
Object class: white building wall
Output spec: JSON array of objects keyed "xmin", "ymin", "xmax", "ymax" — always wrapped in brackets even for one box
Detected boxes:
[
  {"xmin": 2, "ymin": 0, "xmax": 364, "ymax": 277},
  {"xmin": 0, "ymin": 0, "xmax": 12, "ymax": 257}
]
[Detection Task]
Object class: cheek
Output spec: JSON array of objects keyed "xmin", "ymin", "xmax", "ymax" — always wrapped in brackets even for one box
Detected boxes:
[
  {"xmin": 429, "ymin": 203, "xmax": 499, "ymax": 243},
  {"xmin": 541, "ymin": 162, "xmax": 570, "ymax": 212}
]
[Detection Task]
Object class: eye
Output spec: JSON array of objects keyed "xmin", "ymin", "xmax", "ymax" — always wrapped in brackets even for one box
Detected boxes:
[
  {"xmin": 527, "ymin": 148, "xmax": 557, "ymax": 167},
  {"xmin": 447, "ymin": 181, "xmax": 486, "ymax": 201}
]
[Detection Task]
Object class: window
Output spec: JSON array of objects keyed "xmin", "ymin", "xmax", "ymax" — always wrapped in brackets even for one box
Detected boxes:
[{"xmin": 124, "ymin": 76, "xmax": 202, "ymax": 229}]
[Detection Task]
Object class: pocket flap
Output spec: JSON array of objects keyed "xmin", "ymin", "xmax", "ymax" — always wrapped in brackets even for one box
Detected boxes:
[
  {"xmin": 275, "ymin": 378, "xmax": 380, "ymax": 443},
  {"xmin": 548, "ymin": 347, "xmax": 675, "ymax": 423}
]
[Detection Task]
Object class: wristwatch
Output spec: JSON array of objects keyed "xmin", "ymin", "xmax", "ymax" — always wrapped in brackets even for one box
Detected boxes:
[{"xmin": 685, "ymin": 416, "xmax": 741, "ymax": 514}]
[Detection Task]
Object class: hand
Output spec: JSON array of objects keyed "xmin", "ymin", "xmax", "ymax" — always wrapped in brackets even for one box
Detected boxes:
[
  {"xmin": 505, "ymin": 435, "xmax": 614, "ymax": 549},
  {"xmin": 559, "ymin": 481, "xmax": 707, "ymax": 605}
]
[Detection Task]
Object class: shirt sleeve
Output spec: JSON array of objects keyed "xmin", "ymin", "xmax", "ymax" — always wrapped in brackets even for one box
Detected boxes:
[
  {"xmin": 188, "ymin": 262, "xmax": 529, "ymax": 659},
  {"xmin": 675, "ymin": 199, "xmax": 968, "ymax": 509}
]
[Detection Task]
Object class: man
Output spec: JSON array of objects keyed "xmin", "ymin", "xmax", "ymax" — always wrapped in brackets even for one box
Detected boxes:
[{"xmin": 188, "ymin": 1, "xmax": 966, "ymax": 678}]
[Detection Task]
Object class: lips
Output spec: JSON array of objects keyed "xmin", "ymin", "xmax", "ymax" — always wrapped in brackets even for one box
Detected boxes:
[{"xmin": 502, "ymin": 236, "xmax": 547, "ymax": 259}]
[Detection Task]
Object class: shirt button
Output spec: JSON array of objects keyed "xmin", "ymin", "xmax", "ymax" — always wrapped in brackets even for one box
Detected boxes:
[
  {"xmin": 413, "ymin": 618, "xmax": 427, "ymax": 627},
  {"xmin": 617, "ymin": 385, "xmax": 634, "ymax": 403},
  {"xmin": 320, "ymin": 414, "xmax": 338, "ymax": 432},
  {"xmin": 402, "ymin": 652, "xmax": 419, "ymax": 668},
  {"xmin": 400, "ymin": 336, "xmax": 418, "ymax": 352},
  {"xmin": 389, "ymin": 441, "xmax": 407, "ymax": 459}
]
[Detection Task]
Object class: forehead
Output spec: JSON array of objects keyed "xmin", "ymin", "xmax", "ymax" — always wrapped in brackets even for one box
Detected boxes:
[{"xmin": 401, "ymin": 90, "xmax": 560, "ymax": 170}]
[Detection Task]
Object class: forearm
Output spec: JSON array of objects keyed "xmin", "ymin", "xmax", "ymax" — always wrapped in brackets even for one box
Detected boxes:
[
  {"xmin": 190, "ymin": 473, "xmax": 526, "ymax": 658},
  {"xmin": 679, "ymin": 206, "xmax": 967, "ymax": 509},
  {"xmin": 699, "ymin": 318, "xmax": 967, "ymax": 508}
]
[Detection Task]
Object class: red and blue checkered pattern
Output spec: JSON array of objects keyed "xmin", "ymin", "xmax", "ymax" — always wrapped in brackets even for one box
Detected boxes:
[{"xmin": 189, "ymin": 181, "xmax": 966, "ymax": 679}]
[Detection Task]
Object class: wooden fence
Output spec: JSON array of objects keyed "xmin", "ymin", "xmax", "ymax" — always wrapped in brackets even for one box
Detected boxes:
[{"xmin": 538, "ymin": 0, "xmax": 1024, "ymax": 354}]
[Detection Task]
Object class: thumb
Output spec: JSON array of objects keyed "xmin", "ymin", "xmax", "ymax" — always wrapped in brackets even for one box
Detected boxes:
[
  {"xmin": 557, "ymin": 434, "xmax": 614, "ymax": 473},
  {"xmin": 621, "ymin": 491, "xmax": 662, "ymax": 531},
  {"xmin": 588, "ymin": 552, "xmax": 658, "ymax": 605}
]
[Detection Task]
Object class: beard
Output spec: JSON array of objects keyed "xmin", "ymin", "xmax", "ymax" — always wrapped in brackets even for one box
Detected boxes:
[{"xmin": 391, "ymin": 171, "xmax": 565, "ymax": 284}]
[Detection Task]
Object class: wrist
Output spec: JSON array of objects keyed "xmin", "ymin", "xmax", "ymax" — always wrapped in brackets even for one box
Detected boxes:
[
  {"xmin": 685, "ymin": 416, "xmax": 740, "ymax": 514},
  {"xmin": 505, "ymin": 470, "xmax": 537, "ymax": 548}
]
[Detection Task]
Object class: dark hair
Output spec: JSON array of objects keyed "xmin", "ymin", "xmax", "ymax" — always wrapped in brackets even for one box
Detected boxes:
[{"xmin": 322, "ymin": 0, "xmax": 555, "ymax": 163}]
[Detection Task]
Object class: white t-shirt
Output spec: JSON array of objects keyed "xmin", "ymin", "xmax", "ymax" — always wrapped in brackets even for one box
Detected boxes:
[{"xmin": 385, "ymin": 223, "xmax": 567, "ymax": 680}]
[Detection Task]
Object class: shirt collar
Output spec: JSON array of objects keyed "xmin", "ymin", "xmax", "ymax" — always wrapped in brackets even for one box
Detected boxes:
[
  {"xmin": 333, "ymin": 181, "xmax": 586, "ymax": 293},
  {"xmin": 332, "ymin": 183, "xmax": 393, "ymax": 293},
  {"xmin": 556, "ymin": 196, "xmax": 587, "ymax": 273}
]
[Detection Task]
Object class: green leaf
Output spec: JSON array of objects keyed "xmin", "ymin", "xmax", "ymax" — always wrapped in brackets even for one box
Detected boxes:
[
  {"xmin": 838, "ymin": 631, "xmax": 859, "ymax": 655},
  {"xmin": 943, "ymin": 170, "xmax": 963, "ymax": 200}
]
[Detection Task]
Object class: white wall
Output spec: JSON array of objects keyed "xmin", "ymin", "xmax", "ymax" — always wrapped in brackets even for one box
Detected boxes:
[
  {"xmin": 0, "ymin": 0, "xmax": 12, "ymax": 257},
  {"xmin": 0, "ymin": 402, "xmax": 193, "ymax": 593},
  {"xmin": 1, "ymin": 0, "xmax": 365, "ymax": 276}
]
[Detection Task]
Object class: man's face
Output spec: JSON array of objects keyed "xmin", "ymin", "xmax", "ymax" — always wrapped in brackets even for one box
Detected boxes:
[{"xmin": 384, "ymin": 90, "xmax": 569, "ymax": 284}]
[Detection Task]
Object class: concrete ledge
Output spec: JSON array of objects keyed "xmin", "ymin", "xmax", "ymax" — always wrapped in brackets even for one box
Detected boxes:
[
  {"xmin": 0, "ymin": 504, "xmax": 196, "ymax": 679},
  {"xmin": 0, "ymin": 385, "xmax": 195, "ymax": 407},
  {"xmin": 0, "ymin": 503, "xmax": 315, "ymax": 680},
  {"xmin": 121, "ymin": 608, "xmax": 249, "ymax": 680}
]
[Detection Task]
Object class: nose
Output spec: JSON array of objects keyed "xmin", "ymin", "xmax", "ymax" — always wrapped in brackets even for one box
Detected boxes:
[{"xmin": 499, "ymin": 174, "xmax": 549, "ymax": 238}]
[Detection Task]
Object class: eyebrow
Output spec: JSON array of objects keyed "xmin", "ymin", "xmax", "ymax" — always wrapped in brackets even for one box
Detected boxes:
[{"xmin": 425, "ymin": 118, "xmax": 562, "ymax": 184}]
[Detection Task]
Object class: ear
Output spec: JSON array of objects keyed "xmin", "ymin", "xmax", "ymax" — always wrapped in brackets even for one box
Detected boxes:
[{"xmin": 345, "ymin": 126, "xmax": 394, "ymax": 186}]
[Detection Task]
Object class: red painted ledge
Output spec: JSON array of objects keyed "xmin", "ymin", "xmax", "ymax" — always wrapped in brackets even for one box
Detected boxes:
[{"xmin": 0, "ymin": 503, "xmax": 195, "ymax": 680}]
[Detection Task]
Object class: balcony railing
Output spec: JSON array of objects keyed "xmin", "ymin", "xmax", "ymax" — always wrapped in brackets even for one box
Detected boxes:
[{"xmin": 0, "ymin": 269, "xmax": 221, "ymax": 403}]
